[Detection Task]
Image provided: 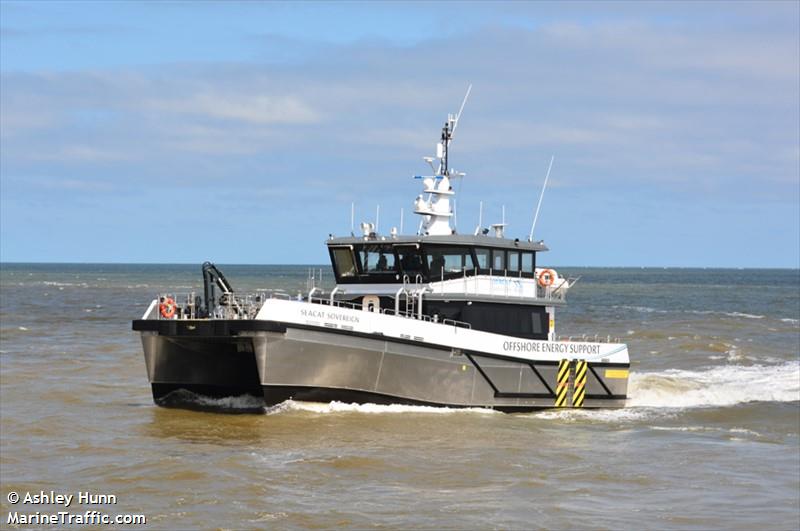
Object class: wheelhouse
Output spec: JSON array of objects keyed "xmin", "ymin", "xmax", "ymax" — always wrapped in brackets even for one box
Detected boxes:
[{"xmin": 327, "ymin": 236, "xmax": 546, "ymax": 284}]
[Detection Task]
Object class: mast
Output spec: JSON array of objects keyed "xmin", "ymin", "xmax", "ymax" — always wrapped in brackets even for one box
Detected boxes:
[
  {"xmin": 413, "ymin": 85, "xmax": 471, "ymax": 236},
  {"xmin": 440, "ymin": 120, "xmax": 451, "ymax": 177}
]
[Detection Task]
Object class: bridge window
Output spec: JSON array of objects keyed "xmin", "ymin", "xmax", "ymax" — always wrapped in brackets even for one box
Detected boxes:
[
  {"xmin": 521, "ymin": 252, "xmax": 533, "ymax": 274},
  {"xmin": 474, "ymin": 248, "xmax": 490, "ymax": 269},
  {"xmin": 425, "ymin": 247, "xmax": 475, "ymax": 279},
  {"xmin": 360, "ymin": 245, "xmax": 396, "ymax": 273},
  {"xmin": 331, "ymin": 247, "xmax": 356, "ymax": 278},
  {"xmin": 507, "ymin": 250, "xmax": 520, "ymax": 272},
  {"xmin": 492, "ymin": 249, "xmax": 505, "ymax": 271},
  {"xmin": 396, "ymin": 245, "xmax": 424, "ymax": 277}
]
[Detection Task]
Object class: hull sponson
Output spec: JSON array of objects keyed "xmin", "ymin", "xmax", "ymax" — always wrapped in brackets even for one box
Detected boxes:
[
  {"xmin": 137, "ymin": 330, "xmax": 263, "ymax": 404},
  {"xmin": 255, "ymin": 326, "xmax": 627, "ymax": 409}
]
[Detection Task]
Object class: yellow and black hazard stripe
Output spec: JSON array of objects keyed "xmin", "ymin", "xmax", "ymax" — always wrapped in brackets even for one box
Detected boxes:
[
  {"xmin": 572, "ymin": 359, "xmax": 587, "ymax": 407},
  {"xmin": 555, "ymin": 359, "xmax": 570, "ymax": 407}
]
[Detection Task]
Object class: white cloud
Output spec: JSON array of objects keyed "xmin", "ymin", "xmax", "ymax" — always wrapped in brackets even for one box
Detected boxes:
[
  {"xmin": 1, "ymin": 12, "xmax": 797, "ymax": 200},
  {"xmin": 145, "ymin": 92, "xmax": 319, "ymax": 125},
  {"xmin": 541, "ymin": 19, "xmax": 798, "ymax": 81}
]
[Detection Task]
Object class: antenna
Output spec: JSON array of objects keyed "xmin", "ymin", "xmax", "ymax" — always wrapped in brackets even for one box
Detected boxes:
[
  {"xmin": 529, "ymin": 155, "xmax": 555, "ymax": 242},
  {"xmin": 438, "ymin": 83, "xmax": 472, "ymax": 176},
  {"xmin": 474, "ymin": 201, "xmax": 483, "ymax": 235},
  {"xmin": 451, "ymin": 83, "xmax": 472, "ymax": 137}
]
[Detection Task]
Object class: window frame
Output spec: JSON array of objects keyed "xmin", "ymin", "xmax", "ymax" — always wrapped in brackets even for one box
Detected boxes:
[
  {"xmin": 521, "ymin": 252, "xmax": 535, "ymax": 278},
  {"xmin": 474, "ymin": 248, "xmax": 490, "ymax": 271},
  {"xmin": 395, "ymin": 243, "xmax": 427, "ymax": 279},
  {"xmin": 328, "ymin": 245, "xmax": 358, "ymax": 281},
  {"xmin": 357, "ymin": 244, "xmax": 398, "ymax": 275},
  {"xmin": 491, "ymin": 249, "xmax": 506, "ymax": 273},
  {"xmin": 422, "ymin": 245, "xmax": 477, "ymax": 281},
  {"xmin": 507, "ymin": 250, "xmax": 520, "ymax": 274}
]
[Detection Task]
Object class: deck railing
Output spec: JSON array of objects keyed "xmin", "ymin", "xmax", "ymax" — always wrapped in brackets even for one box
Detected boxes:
[
  {"xmin": 153, "ymin": 289, "xmax": 472, "ymax": 330},
  {"xmin": 308, "ymin": 296, "xmax": 472, "ymax": 329},
  {"xmin": 433, "ymin": 270, "xmax": 575, "ymax": 302},
  {"xmin": 150, "ymin": 291, "xmax": 626, "ymax": 343},
  {"xmin": 554, "ymin": 334, "xmax": 623, "ymax": 344}
]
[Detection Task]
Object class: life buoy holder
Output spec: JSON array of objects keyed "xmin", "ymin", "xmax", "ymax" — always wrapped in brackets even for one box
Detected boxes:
[
  {"xmin": 159, "ymin": 297, "xmax": 177, "ymax": 319},
  {"xmin": 538, "ymin": 269, "xmax": 556, "ymax": 288}
]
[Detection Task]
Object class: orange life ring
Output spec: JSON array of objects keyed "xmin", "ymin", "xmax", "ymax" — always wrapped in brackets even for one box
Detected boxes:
[
  {"xmin": 159, "ymin": 297, "xmax": 177, "ymax": 319},
  {"xmin": 538, "ymin": 269, "xmax": 556, "ymax": 288}
]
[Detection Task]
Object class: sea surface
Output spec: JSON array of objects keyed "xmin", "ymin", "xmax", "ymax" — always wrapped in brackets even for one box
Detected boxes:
[{"xmin": 1, "ymin": 264, "xmax": 798, "ymax": 530}]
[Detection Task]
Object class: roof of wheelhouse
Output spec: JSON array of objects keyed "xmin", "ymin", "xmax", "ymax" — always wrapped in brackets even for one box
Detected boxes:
[{"xmin": 326, "ymin": 234, "xmax": 549, "ymax": 252}]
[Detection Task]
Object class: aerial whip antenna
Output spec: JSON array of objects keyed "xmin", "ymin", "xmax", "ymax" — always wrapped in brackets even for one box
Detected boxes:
[
  {"xmin": 528, "ymin": 155, "xmax": 554, "ymax": 242},
  {"xmin": 474, "ymin": 201, "xmax": 483, "ymax": 235},
  {"xmin": 451, "ymin": 84, "xmax": 472, "ymax": 138},
  {"xmin": 448, "ymin": 84, "xmax": 471, "ymax": 233}
]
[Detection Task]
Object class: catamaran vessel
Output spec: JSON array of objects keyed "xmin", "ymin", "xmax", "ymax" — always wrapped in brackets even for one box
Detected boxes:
[{"xmin": 132, "ymin": 95, "xmax": 630, "ymax": 411}]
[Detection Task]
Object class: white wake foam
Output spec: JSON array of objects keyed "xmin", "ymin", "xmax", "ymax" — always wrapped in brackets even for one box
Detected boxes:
[
  {"xmin": 627, "ymin": 361, "xmax": 800, "ymax": 408},
  {"xmin": 190, "ymin": 393, "xmax": 266, "ymax": 410},
  {"xmin": 268, "ymin": 400, "xmax": 498, "ymax": 415},
  {"xmin": 158, "ymin": 389, "xmax": 265, "ymax": 411},
  {"xmin": 534, "ymin": 361, "xmax": 799, "ymax": 423},
  {"xmin": 534, "ymin": 407, "xmax": 660, "ymax": 423}
]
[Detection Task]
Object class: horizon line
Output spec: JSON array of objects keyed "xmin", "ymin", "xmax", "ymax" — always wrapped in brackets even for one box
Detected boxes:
[{"xmin": 1, "ymin": 261, "xmax": 798, "ymax": 270}]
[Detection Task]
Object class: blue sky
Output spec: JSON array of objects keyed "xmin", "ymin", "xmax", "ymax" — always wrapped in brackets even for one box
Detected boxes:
[{"xmin": 1, "ymin": 1, "xmax": 798, "ymax": 267}]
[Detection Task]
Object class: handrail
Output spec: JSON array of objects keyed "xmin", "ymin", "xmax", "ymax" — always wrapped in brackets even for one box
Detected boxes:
[
  {"xmin": 442, "ymin": 318, "xmax": 471, "ymax": 330},
  {"xmin": 415, "ymin": 286, "xmax": 431, "ymax": 319},
  {"xmin": 329, "ymin": 286, "xmax": 341, "ymax": 304},
  {"xmin": 394, "ymin": 286, "xmax": 409, "ymax": 314},
  {"xmin": 308, "ymin": 291, "xmax": 469, "ymax": 328}
]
